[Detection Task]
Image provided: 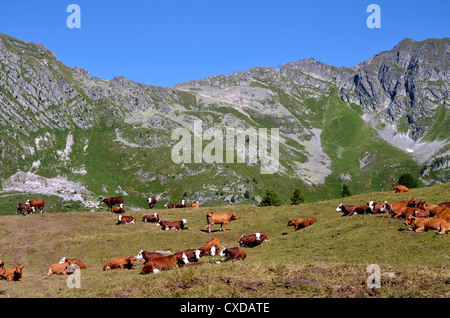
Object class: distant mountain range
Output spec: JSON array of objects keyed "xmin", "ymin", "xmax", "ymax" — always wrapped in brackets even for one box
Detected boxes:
[{"xmin": 0, "ymin": 33, "xmax": 448, "ymax": 211}]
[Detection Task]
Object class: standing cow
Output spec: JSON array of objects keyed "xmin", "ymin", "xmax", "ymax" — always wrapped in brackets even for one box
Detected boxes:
[
  {"xmin": 206, "ymin": 212, "xmax": 238, "ymax": 233},
  {"xmin": 102, "ymin": 197, "xmax": 124, "ymax": 211},
  {"xmin": 148, "ymin": 196, "xmax": 157, "ymax": 209},
  {"xmin": 26, "ymin": 199, "xmax": 45, "ymax": 213}
]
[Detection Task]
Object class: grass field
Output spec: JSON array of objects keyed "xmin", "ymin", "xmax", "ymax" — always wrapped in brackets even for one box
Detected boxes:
[{"xmin": 0, "ymin": 183, "xmax": 449, "ymax": 298}]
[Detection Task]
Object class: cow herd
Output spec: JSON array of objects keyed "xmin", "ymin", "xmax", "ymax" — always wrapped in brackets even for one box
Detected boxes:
[
  {"xmin": 4, "ymin": 190, "xmax": 448, "ymax": 284},
  {"xmin": 336, "ymin": 197, "xmax": 450, "ymax": 234}
]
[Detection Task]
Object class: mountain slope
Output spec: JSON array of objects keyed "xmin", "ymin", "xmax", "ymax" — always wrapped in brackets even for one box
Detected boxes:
[{"xmin": 0, "ymin": 33, "xmax": 448, "ymax": 212}]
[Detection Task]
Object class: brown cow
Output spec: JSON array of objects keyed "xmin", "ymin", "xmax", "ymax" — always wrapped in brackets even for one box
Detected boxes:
[
  {"xmin": 438, "ymin": 202, "xmax": 450, "ymax": 208},
  {"xmin": 17, "ymin": 203, "xmax": 33, "ymax": 215},
  {"xmin": 1, "ymin": 264, "xmax": 23, "ymax": 281},
  {"xmin": 164, "ymin": 200, "xmax": 186, "ymax": 209},
  {"xmin": 102, "ymin": 197, "xmax": 124, "ymax": 211},
  {"xmin": 198, "ymin": 237, "xmax": 220, "ymax": 257},
  {"xmin": 415, "ymin": 202, "xmax": 447, "ymax": 217},
  {"xmin": 135, "ymin": 250, "xmax": 168, "ymax": 264},
  {"xmin": 58, "ymin": 257, "xmax": 87, "ymax": 269},
  {"xmin": 405, "ymin": 216, "xmax": 450, "ymax": 234},
  {"xmin": 435, "ymin": 209, "xmax": 450, "ymax": 223},
  {"xmin": 158, "ymin": 219, "xmax": 188, "ymax": 231},
  {"xmin": 142, "ymin": 213, "xmax": 160, "ymax": 223},
  {"xmin": 219, "ymin": 247, "xmax": 246, "ymax": 261},
  {"xmin": 392, "ymin": 184, "xmax": 409, "ymax": 193},
  {"xmin": 48, "ymin": 261, "xmax": 70, "ymax": 275},
  {"xmin": 190, "ymin": 202, "xmax": 199, "ymax": 208},
  {"xmin": 206, "ymin": 212, "xmax": 238, "ymax": 233},
  {"xmin": 148, "ymin": 196, "xmax": 157, "ymax": 209},
  {"xmin": 288, "ymin": 217, "xmax": 317, "ymax": 231},
  {"xmin": 26, "ymin": 199, "xmax": 45, "ymax": 213},
  {"xmin": 102, "ymin": 256, "xmax": 135, "ymax": 271},
  {"xmin": 238, "ymin": 232, "xmax": 269, "ymax": 248},
  {"xmin": 117, "ymin": 215, "xmax": 136, "ymax": 225},
  {"xmin": 112, "ymin": 203, "xmax": 125, "ymax": 214},
  {"xmin": 140, "ymin": 253, "xmax": 189, "ymax": 274}
]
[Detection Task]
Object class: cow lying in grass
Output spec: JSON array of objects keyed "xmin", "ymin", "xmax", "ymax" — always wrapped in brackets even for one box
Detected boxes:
[
  {"xmin": 101, "ymin": 256, "xmax": 135, "ymax": 271},
  {"xmin": 140, "ymin": 253, "xmax": 189, "ymax": 274},
  {"xmin": 219, "ymin": 247, "xmax": 246, "ymax": 261},
  {"xmin": 288, "ymin": 217, "xmax": 317, "ymax": 231},
  {"xmin": 238, "ymin": 232, "xmax": 269, "ymax": 248},
  {"xmin": 405, "ymin": 216, "xmax": 450, "ymax": 234},
  {"xmin": 0, "ymin": 263, "xmax": 23, "ymax": 281}
]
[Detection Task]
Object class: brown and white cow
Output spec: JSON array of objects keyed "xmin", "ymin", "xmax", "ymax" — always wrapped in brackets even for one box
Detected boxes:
[
  {"xmin": 117, "ymin": 215, "xmax": 136, "ymax": 225},
  {"xmin": 175, "ymin": 249, "xmax": 201, "ymax": 262},
  {"xmin": 101, "ymin": 256, "xmax": 135, "ymax": 271},
  {"xmin": 206, "ymin": 212, "xmax": 238, "ymax": 233},
  {"xmin": 26, "ymin": 199, "xmax": 45, "ymax": 213},
  {"xmin": 135, "ymin": 250, "xmax": 168, "ymax": 264},
  {"xmin": 140, "ymin": 253, "xmax": 189, "ymax": 274},
  {"xmin": 0, "ymin": 264, "xmax": 23, "ymax": 281},
  {"xmin": 336, "ymin": 204, "xmax": 357, "ymax": 216},
  {"xmin": 112, "ymin": 203, "xmax": 126, "ymax": 214},
  {"xmin": 219, "ymin": 247, "xmax": 246, "ymax": 261},
  {"xmin": 148, "ymin": 196, "xmax": 157, "ymax": 209},
  {"xmin": 142, "ymin": 213, "xmax": 160, "ymax": 223},
  {"xmin": 380, "ymin": 201, "xmax": 428, "ymax": 219},
  {"xmin": 392, "ymin": 184, "xmax": 409, "ymax": 193},
  {"xmin": 158, "ymin": 219, "xmax": 188, "ymax": 231},
  {"xmin": 288, "ymin": 217, "xmax": 317, "ymax": 231},
  {"xmin": 238, "ymin": 232, "xmax": 269, "ymax": 248},
  {"xmin": 102, "ymin": 197, "xmax": 124, "ymax": 211},
  {"xmin": 198, "ymin": 237, "xmax": 220, "ymax": 257},
  {"xmin": 405, "ymin": 216, "xmax": 450, "ymax": 234}
]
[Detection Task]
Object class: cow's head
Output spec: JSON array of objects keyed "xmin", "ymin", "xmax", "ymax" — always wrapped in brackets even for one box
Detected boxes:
[
  {"xmin": 194, "ymin": 250, "xmax": 201, "ymax": 261},
  {"xmin": 405, "ymin": 216, "xmax": 415, "ymax": 225},
  {"xmin": 15, "ymin": 264, "xmax": 23, "ymax": 272},
  {"xmin": 148, "ymin": 197, "xmax": 152, "ymax": 204},
  {"xmin": 287, "ymin": 219, "xmax": 295, "ymax": 226},
  {"xmin": 164, "ymin": 203, "xmax": 168, "ymax": 207},
  {"xmin": 26, "ymin": 199, "xmax": 30, "ymax": 204},
  {"xmin": 367, "ymin": 201, "xmax": 376, "ymax": 212},
  {"xmin": 119, "ymin": 203, "xmax": 124, "ymax": 209},
  {"xmin": 118, "ymin": 215, "xmax": 122, "ymax": 222},
  {"xmin": 181, "ymin": 200, "xmax": 185, "ymax": 205},
  {"xmin": 380, "ymin": 201, "xmax": 389, "ymax": 213},
  {"xmin": 219, "ymin": 247, "xmax": 228, "ymax": 257},
  {"xmin": 0, "ymin": 259, "xmax": 4, "ymax": 268},
  {"xmin": 210, "ymin": 246, "xmax": 216, "ymax": 256},
  {"xmin": 255, "ymin": 233, "xmax": 261, "ymax": 241},
  {"xmin": 309, "ymin": 217, "xmax": 318, "ymax": 225},
  {"xmin": 136, "ymin": 250, "xmax": 144, "ymax": 261},
  {"xmin": 336, "ymin": 204, "xmax": 343, "ymax": 212},
  {"xmin": 181, "ymin": 253, "xmax": 189, "ymax": 264},
  {"xmin": 231, "ymin": 213, "xmax": 238, "ymax": 220},
  {"xmin": 58, "ymin": 257, "xmax": 67, "ymax": 264}
]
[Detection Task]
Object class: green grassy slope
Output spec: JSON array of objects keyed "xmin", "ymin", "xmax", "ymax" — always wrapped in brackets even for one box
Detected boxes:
[{"xmin": 0, "ymin": 183, "xmax": 448, "ymax": 298}]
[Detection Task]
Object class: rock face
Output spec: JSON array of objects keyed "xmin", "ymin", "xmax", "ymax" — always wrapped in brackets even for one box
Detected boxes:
[{"xmin": 0, "ymin": 32, "xmax": 448, "ymax": 209}]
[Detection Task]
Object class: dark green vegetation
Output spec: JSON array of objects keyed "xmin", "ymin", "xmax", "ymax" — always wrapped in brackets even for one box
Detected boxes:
[{"xmin": 0, "ymin": 183, "xmax": 448, "ymax": 298}]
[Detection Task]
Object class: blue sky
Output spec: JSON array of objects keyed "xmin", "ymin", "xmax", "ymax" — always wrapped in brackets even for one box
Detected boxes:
[{"xmin": 0, "ymin": 0, "xmax": 448, "ymax": 87}]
